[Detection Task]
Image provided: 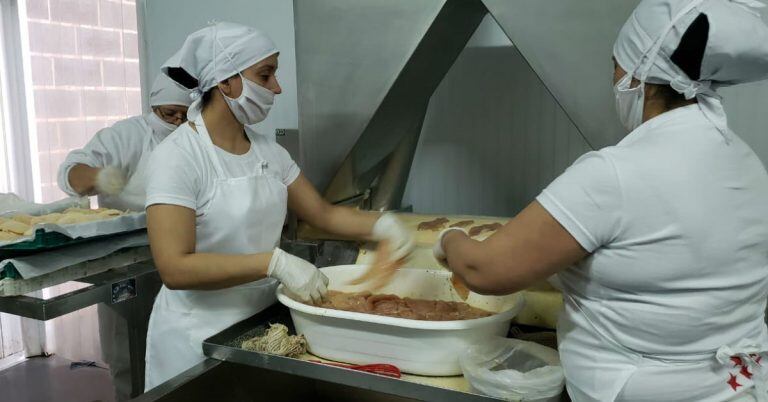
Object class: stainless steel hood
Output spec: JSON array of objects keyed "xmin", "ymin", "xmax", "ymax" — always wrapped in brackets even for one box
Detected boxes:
[{"xmin": 294, "ymin": 0, "xmax": 640, "ymax": 210}]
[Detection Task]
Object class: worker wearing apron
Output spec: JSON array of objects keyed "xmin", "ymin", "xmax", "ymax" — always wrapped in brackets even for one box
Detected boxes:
[
  {"xmin": 58, "ymin": 71, "xmax": 193, "ymax": 401},
  {"xmin": 434, "ymin": 0, "xmax": 768, "ymax": 401},
  {"xmin": 143, "ymin": 22, "xmax": 413, "ymax": 390}
]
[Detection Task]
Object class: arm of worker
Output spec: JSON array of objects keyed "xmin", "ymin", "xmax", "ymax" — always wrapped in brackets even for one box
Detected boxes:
[
  {"xmin": 147, "ymin": 204, "xmax": 327, "ymax": 302},
  {"xmin": 287, "ymin": 173, "xmax": 415, "ymax": 260},
  {"xmin": 438, "ymin": 202, "xmax": 587, "ymax": 295},
  {"xmin": 57, "ymin": 124, "xmax": 137, "ymax": 196},
  {"xmin": 436, "ymin": 151, "xmax": 621, "ymax": 295}
]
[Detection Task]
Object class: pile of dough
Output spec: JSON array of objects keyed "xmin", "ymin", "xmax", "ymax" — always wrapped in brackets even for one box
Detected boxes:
[{"xmin": 0, "ymin": 208, "xmax": 127, "ymax": 242}]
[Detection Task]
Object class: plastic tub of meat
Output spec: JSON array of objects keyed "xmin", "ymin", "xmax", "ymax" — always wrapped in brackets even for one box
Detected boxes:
[{"xmin": 276, "ymin": 265, "xmax": 525, "ymax": 376}]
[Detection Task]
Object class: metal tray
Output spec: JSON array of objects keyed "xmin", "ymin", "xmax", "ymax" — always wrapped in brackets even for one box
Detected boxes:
[
  {"xmin": 203, "ymin": 304, "xmax": 503, "ymax": 402},
  {"xmin": 0, "ymin": 228, "xmax": 146, "ymax": 276}
]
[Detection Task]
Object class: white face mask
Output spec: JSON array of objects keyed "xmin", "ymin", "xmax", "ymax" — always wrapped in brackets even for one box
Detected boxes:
[
  {"xmin": 147, "ymin": 111, "xmax": 179, "ymax": 138},
  {"xmin": 613, "ymin": 73, "xmax": 645, "ymax": 132},
  {"xmin": 221, "ymin": 74, "xmax": 274, "ymax": 125}
]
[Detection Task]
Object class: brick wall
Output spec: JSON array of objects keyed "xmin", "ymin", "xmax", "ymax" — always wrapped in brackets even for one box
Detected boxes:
[{"xmin": 25, "ymin": 0, "xmax": 140, "ymax": 202}]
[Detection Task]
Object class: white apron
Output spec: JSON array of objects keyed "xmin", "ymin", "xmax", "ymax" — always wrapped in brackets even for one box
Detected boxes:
[
  {"xmin": 144, "ymin": 112, "xmax": 287, "ymax": 390},
  {"xmin": 559, "ymin": 292, "xmax": 768, "ymax": 402}
]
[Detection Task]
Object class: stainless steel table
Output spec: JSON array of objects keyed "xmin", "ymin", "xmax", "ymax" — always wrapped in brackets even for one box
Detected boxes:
[{"xmin": 0, "ymin": 248, "xmax": 163, "ymax": 399}]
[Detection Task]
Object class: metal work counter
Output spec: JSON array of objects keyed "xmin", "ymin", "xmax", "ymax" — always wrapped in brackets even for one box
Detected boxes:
[{"xmin": 200, "ymin": 304, "xmax": 502, "ymax": 402}]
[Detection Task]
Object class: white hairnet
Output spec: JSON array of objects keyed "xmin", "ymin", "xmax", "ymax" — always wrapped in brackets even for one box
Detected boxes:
[
  {"xmin": 161, "ymin": 21, "xmax": 278, "ymax": 100},
  {"xmin": 149, "ymin": 72, "xmax": 194, "ymax": 107},
  {"xmin": 613, "ymin": 0, "xmax": 768, "ymax": 140}
]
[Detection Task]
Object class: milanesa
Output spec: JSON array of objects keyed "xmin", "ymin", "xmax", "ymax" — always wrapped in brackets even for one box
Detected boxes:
[{"xmin": 311, "ymin": 291, "xmax": 492, "ymax": 321}]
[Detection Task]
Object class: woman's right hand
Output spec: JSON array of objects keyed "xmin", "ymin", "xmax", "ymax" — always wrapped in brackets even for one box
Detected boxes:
[{"xmin": 267, "ymin": 248, "xmax": 329, "ymax": 303}]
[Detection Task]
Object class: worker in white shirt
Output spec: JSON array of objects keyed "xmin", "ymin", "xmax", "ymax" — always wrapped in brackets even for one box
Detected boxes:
[
  {"xmin": 143, "ymin": 22, "xmax": 414, "ymax": 390},
  {"xmin": 434, "ymin": 0, "xmax": 768, "ymax": 401},
  {"xmin": 57, "ymin": 70, "xmax": 193, "ymax": 401},
  {"xmin": 58, "ymin": 72, "xmax": 193, "ymax": 211}
]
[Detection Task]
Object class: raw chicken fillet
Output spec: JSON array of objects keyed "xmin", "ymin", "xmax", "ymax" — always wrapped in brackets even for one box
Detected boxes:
[{"xmin": 311, "ymin": 291, "xmax": 492, "ymax": 321}]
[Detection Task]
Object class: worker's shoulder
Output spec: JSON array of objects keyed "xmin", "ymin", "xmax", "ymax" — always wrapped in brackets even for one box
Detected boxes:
[
  {"xmin": 152, "ymin": 124, "xmax": 200, "ymax": 161},
  {"xmin": 104, "ymin": 115, "xmax": 149, "ymax": 134}
]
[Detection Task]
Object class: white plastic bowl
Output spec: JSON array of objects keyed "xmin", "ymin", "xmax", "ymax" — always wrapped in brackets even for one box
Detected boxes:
[{"xmin": 277, "ymin": 265, "xmax": 524, "ymax": 376}]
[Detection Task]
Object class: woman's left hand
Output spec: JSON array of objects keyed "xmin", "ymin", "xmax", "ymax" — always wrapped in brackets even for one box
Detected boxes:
[
  {"xmin": 433, "ymin": 227, "xmax": 469, "ymax": 268},
  {"xmin": 372, "ymin": 213, "xmax": 415, "ymax": 261}
]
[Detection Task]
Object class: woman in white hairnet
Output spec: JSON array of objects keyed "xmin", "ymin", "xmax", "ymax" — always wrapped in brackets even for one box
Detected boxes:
[
  {"xmin": 435, "ymin": 0, "xmax": 768, "ymax": 400},
  {"xmin": 58, "ymin": 72, "xmax": 193, "ymax": 211},
  {"xmin": 57, "ymin": 70, "xmax": 193, "ymax": 401},
  {"xmin": 143, "ymin": 22, "xmax": 413, "ymax": 389}
]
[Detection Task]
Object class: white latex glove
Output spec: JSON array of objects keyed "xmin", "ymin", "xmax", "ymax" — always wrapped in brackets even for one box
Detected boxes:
[
  {"xmin": 432, "ymin": 227, "xmax": 468, "ymax": 268},
  {"xmin": 267, "ymin": 248, "xmax": 329, "ymax": 303},
  {"xmin": 95, "ymin": 166, "xmax": 127, "ymax": 196},
  {"xmin": 371, "ymin": 213, "xmax": 414, "ymax": 261}
]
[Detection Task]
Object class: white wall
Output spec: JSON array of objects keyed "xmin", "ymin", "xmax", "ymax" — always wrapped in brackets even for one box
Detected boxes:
[
  {"xmin": 402, "ymin": 16, "xmax": 591, "ymax": 217},
  {"xmin": 137, "ymin": 0, "xmax": 298, "ymax": 139}
]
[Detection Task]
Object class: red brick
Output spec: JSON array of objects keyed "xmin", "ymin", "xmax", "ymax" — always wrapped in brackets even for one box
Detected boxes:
[
  {"xmin": 53, "ymin": 57, "xmax": 101, "ymax": 87},
  {"xmin": 102, "ymin": 60, "xmax": 125, "ymax": 86},
  {"xmin": 50, "ymin": 0, "xmax": 98, "ymax": 25},
  {"xmin": 122, "ymin": 2, "xmax": 137, "ymax": 31},
  {"xmin": 122, "ymin": 32, "xmax": 138, "ymax": 59},
  {"xmin": 124, "ymin": 60, "xmax": 140, "ymax": 87},
  {"xmin": 85, "ymin": 119, "xmax": 109, "ymax": 134},
  {"xmin": 30, "ymin": 56, "xmax": 54, "ymax": 85},
  {"xmin": 126, "ymin": 90, "xmax": 141, "ymax": 115},
  {"xmin": 27, "ymin": 22, "xmax": 77, "ymax": 54},
  {"xmin": 97, "ymin": 0, "xmax": 121, "ymax": 28},
  {"xmin": 77, "ymin": 26, "xmax": 121, "ymax": 58},
  {"xmin": 58, "ymin": 120, "xmax": 88, "ymax": 149},
  {"xmin": 33, "ymin": 89, "xmax": 82, "ymax": 119},
  {"xmin": 26, "ymin": 0, "xmax": 50, "ymax": 20},
  {"xmin": 36, "ymin": 121, "xmax": 59, "ymax": 149},
  {"xmin": 37, "ymin": 153, "xmax": 53, "ymax": 186},
  {"xmin": 82, "ymin": 89, "xmax": 127, "ymax": 116}
]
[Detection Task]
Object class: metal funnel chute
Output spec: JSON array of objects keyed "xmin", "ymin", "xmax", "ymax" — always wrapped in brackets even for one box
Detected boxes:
[{"xmin": 294, "ymin": 0, "xmax": 639, "ymax": 211}]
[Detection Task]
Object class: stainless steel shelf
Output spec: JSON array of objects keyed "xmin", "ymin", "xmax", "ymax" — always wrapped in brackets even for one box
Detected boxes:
[
  {"xmin": 202, "ymin": 304, "xmax": 503, "ymax": 402},
  {"xmin": 0, "ymin": 260, "xmax": 157, "ymax": 321}
]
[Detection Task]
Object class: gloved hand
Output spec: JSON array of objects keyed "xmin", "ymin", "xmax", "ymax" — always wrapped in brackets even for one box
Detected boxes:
[
  {"xmin": 371, "ymin": 213, "xmax": 414, "ymax": 261},
  {"xmin": 432, "ymin": 227, "xmax": 468, "ymax": 268},
  {"xmin": 267, "ymin": 248, "xmax": 329, "ymax": 303},
  {"xmin": 95, "ymin": 166, "xmax": 127, "ymax": 196}
]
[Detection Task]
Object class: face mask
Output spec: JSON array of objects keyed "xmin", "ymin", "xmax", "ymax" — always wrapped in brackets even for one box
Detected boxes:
[
  {"xmin": 221, "ymin": 74, "xmax": 275, "ymax": 125},
  {"xmin": 613, "ymin": 73, "xmax": 645, "ymax": 132},
  {"xmin": 147, "ymin": 111, "xmax": 178, "ymax": 138}
]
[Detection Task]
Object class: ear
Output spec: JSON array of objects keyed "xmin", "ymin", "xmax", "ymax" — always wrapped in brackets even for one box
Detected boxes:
[{"xmin": 217, "ymin": 79, "xmax": 232, "ymax": 97}]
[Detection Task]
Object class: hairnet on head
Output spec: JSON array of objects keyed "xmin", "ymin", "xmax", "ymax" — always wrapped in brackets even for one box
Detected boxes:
[
  {"xmin": 613, "ymin": 0, "xmax": 768, "ymax": 140},
  {"xmin": 161, "ymin": 21, "xmax": 278, "ymax": 101},
  {"xmin": 149, "ymin": 72, "xmax": 194, "ymax": 107}
]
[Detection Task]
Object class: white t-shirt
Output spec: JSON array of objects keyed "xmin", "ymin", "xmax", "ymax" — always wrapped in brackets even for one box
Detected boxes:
[
  {"xmin": 145, "ymin": 123, "xmax": 300, "ymax": 211},
  {"xmin": 58, "ymin": 115, "xmax": 160, "ymax": 196},
  {"xmin": 537, "ymin": 104, "xmax": 768, "ymax": 355}
]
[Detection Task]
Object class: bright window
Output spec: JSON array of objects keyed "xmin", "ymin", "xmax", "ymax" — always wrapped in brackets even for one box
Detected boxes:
[{"xmin": 24, "ymin": 0, "xmax": 141, "ymax": 202}]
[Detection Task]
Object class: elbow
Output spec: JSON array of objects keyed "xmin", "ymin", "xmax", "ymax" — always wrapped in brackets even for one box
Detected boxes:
[
  {"xmin": 460, "ymin": 263, "xmax": 529, "ymax": 296},
  {"xmin": 154, "ymin": 259, "xmax": 189, "ymax": 290}
]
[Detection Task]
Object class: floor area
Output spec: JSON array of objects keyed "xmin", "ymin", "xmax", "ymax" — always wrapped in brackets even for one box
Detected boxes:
[{"xmin": 0, "ymin": 355, "xmax": 115, "ymax": 402}]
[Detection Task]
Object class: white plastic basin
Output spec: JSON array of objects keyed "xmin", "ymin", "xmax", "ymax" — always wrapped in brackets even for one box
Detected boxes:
[{"xmin": 277, "ymin": 265, "xmax": 524, "ymax": 376}]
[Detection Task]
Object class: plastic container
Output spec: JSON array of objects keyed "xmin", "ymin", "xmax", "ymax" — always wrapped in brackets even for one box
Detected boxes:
[{"xmin": 277, "ymin": 265, "xmax": 524, "ymax": 376}]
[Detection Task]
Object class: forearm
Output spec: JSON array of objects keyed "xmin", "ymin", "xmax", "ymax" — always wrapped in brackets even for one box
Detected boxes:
[
  {"xmin": 67, "ymin": 164, "xmax": 99, "ymax": 196},
  {"xmin": 153, "ymin": 251, "xmax": 273, "ymax": 290},
  {"xmin": 328, "ymin": 206, "xmax": 379, "ymax": 238},
  {"xmin": 443, "ymin": 232, "xmax": 532, "ymax": 295},
  {"xmin": 307, "ymin": 205, "xmax": 380, "ymax": 239}
]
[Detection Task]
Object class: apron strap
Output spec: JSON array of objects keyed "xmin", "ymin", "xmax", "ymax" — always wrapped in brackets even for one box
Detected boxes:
[{"xmin": 192, "ymin": 110, "xmax": 228, "ymax": 179}]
